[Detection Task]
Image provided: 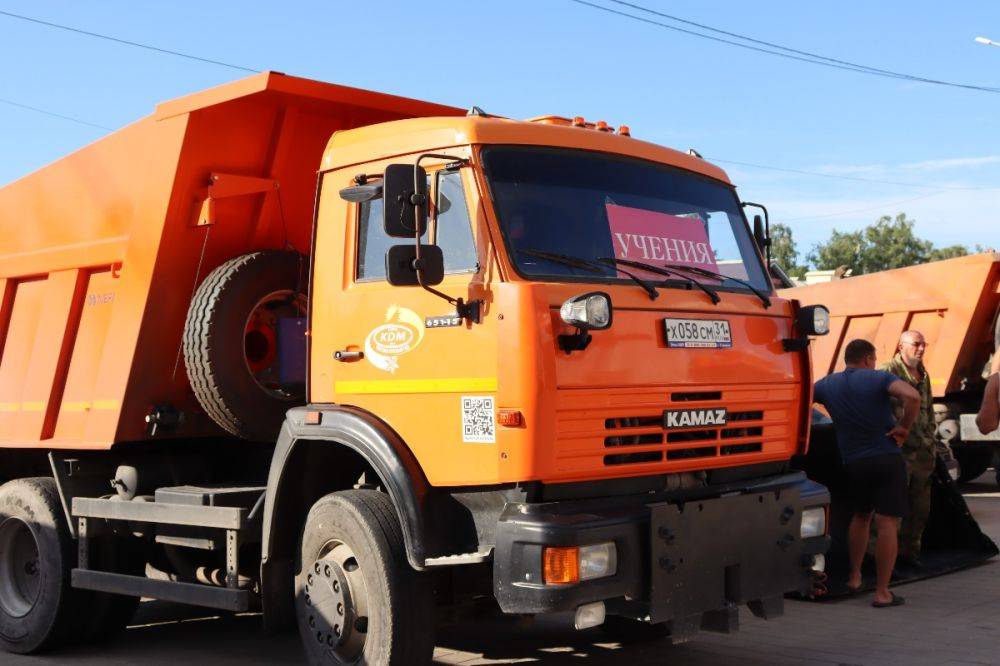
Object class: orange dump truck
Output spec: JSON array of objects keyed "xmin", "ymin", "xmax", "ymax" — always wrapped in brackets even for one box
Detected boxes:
[
  {"xmin": 0, "ymin": 72, "xmax": 829, "ymax": 664},
  {"xmin": 783, "ymin": 252, "xmax": 1000, "ymax": 482}
]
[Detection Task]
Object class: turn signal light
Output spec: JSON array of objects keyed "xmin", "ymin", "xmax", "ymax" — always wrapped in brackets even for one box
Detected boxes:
[
  {"xmin": 543, "ymin": 546, "xmax": 580, "ymax": 585},
  {"xmin": 497, "ymin": 409, "xmax": 523, "ymax": 427}
]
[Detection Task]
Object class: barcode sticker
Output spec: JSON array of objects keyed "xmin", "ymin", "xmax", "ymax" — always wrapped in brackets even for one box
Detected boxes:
[{"xmin": 461, "ymin": 396, "xmax": 495, "ymax": 444}]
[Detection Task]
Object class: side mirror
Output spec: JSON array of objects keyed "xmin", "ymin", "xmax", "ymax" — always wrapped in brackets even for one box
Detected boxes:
[
  {"xmin": 382, "ymin": 164, "xmax": 428, "ymax": 238},
  {"xmin": 753, "ymin": 214, "xmax": 767, "ymax": 254},
  {"xmin": 386, "ymin": 244, "xmax": 444, "ymax": 287}
]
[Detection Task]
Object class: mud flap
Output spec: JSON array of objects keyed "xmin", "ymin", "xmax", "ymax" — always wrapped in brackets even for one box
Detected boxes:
[
  {"xmin": 648, "ymin": 489, "xmax": 802, "ymax": 623},
  {"xmin": 795, "ymin": 423, "xmax": 998, "ymax": 596}
]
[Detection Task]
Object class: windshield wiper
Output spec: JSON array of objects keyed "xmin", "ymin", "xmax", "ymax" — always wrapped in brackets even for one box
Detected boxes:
[
  {"xmin": 662, "ymin": 263, "xmax": 771, "ymax": 308},
  {"xmin": 598, "ymin": 257, "xmax": 721, "ymax": 305},
  {"xmin": 518, "ymin": 249, "xmax": 659, "ymax": 300}
]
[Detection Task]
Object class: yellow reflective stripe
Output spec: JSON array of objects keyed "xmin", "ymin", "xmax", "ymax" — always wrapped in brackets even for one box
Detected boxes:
[
  {"xmin": 92, "ymin": 399, "xmax": 120, "ymax": 410},
  {"xmin": 63, "ymin": 400, "xmax": 120, "ymax": 412},
  {"xmin": 335, "ymin": 377, "xmax": 498, "ymax": 394},
  {"xmin": 0, "ymin": 400, "xmax": 121, "ymax": 413}
]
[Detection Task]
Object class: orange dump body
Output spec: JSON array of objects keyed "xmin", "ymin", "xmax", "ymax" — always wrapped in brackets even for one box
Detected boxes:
[
  {"xmin": 780, "ymin": 252, "xmax": 1000, "ymax": 396},
  {"xmin": 0, "ymin": 72, "xmax": 461, "ymax": 450}
]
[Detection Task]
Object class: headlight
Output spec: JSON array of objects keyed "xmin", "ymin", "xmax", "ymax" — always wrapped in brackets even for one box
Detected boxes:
[
  {"xmin": 796, "ymin": 305, "xmax": 830, "ymax": 336},
  {"xmin": 579, "ymin": 542, "xmax": 617, "ymax": 581},
  {"xmin": 542, "ymin": 542, "xmax": 618, "ymax": 584},
  {"xmin": 800, "ymin": 507, "xmax": 827, "ymax": 538},
  {"xmin": 559, "ymin": 292, "xmax": 612, "ymax": 330}
]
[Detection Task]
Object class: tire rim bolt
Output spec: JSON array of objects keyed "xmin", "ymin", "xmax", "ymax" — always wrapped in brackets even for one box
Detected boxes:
[{"xmin": 337, "ymin": 602, "xmax": 344, "ymax": 616}]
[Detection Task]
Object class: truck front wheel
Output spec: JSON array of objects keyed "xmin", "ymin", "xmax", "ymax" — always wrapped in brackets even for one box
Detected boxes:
[{"xmin": 295, "ymin": 490, "xmax": 434, "ymax": 666}]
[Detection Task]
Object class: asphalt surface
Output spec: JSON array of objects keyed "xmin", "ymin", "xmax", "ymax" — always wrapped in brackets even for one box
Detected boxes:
[{"xmin": 7, "ymin": 472, "xmax": 1000, "ymax": 666}]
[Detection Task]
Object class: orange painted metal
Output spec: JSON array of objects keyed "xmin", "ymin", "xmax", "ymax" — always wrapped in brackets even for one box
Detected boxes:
[
  {"xmin": 781, "ymin": 252, "xmax": 1000, "ymax": 396},
  {"xmin": 0, "ymin": 71, "xmax": 809, "ymax": 493},
  {"xmin": 0, "ymin": 72, "xmax": 461, "ymax": 450}
]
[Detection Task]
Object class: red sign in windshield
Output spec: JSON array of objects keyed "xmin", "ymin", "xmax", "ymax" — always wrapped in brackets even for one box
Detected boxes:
[{"xmin": 606, "ymin": 204, "xmax": 719, "ymax": 274}]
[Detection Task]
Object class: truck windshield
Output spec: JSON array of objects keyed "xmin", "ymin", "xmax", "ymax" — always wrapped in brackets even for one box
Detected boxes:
[{"xmin": 482, "ymin": 146, "xmax": 770, "ymax": 294}]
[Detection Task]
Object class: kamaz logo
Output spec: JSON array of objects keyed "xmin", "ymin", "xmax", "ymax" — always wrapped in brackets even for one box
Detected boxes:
[{"xmin": 663, "ymin": 408, "xmax": 728, "ymax": 429}]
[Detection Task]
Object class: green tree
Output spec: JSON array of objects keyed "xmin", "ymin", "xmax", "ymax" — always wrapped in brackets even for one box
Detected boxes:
[
  {"xmin": 769, "ymin": 223, "xmax": 806, "ymax": 278},
  {"xmin": 805, "ymin": 212, "xmax": 970, "ymax": 275},
  {"xmin": 805, "ymin": 228, "xmax": 866, "ymax": 274},
  {"xmin": 928, "ymin": 245, "xmax": 969, "ymax": 262}
]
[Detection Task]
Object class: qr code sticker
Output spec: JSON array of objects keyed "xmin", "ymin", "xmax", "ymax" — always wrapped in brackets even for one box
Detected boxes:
[{"xmin": 461, "ymin": 396, "xmax": 495, "ymax": 444}]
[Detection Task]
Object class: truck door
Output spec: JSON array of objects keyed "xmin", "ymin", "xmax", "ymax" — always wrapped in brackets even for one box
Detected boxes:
[{"xmin": 311, "ymin": 162, "xmax": 501, "ymax": 486}]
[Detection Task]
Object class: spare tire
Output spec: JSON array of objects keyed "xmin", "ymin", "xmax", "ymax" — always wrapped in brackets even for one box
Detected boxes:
[{"xmin": 184, "ymin": 251, "xmax": 307, "ymax": 440}]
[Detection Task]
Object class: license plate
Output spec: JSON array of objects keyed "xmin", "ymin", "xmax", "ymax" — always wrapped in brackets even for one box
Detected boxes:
[{"xmin": 663, "ymin": 318, "xmax": 732, "ymax": 348}]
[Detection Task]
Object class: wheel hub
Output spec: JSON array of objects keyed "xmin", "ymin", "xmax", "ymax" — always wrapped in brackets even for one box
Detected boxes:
[
  {"xmin": 0, "ymin": 518, "xmax": 42, "ymax": 618},
  {"xmin": 243, "ymin": 290, "xmax": 307, "ymax": 400},
  {"xmin": 304, "ymin": 542, "xmax": 368, "ymax": 661}
]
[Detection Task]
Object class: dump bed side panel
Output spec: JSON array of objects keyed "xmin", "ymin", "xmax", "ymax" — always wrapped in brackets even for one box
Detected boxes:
[
  {"xmin": 0, "ymin": 116, "xmax": 188, "ymax": 448},
  {"xmin": 781, "ymin": 253, "xmax": 1000, "ymax": 396}
]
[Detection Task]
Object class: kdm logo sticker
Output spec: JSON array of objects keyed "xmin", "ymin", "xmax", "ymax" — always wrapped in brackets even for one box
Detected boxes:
[{"xmin": 365, "ymin": 305, "xmax": 425, "ymax": 373}]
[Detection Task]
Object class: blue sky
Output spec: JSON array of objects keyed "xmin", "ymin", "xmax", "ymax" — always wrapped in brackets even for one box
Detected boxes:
[{"xmin": 1, "ymin": 1, "xmax": 997, "ymax": 262}]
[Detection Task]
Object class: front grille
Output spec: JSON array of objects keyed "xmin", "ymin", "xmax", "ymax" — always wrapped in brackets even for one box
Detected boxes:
[
  {"xmin": 555, "ymin": 384, "xmax": 795, "ymax": 471},
  {"xmin": 601, "ymin": 407, "xmax": 766, "ymax": 466},
  {"xmin": 605, "ymin": 451, "xmax": 663, "ymax": 466},
  {"xmin": 671, "ymin": 391, "xmax": 723, "ymax": 402}
]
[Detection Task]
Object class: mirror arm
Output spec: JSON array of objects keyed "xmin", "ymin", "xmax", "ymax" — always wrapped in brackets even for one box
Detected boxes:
[
  {"xmin": 741, "ymin": 201, "xmax": 772, "ymax": 267},
  {"xmin": 407, "ymin": 154, "xmax": 481, "ymax": 323}
]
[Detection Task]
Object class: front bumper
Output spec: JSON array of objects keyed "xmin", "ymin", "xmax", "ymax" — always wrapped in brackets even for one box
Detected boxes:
[{"xmin": 493, "ymin": 471, "xmax": 829, "ymax": 625}]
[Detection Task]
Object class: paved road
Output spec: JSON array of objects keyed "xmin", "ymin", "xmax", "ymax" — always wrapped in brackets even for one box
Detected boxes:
[{"xmin": 9, "ymin": 474, "xmax": 1000, "ymax": 666}]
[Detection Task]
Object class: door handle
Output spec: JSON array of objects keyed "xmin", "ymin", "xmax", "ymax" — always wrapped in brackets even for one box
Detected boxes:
[{"xmin": 334, "ymin": 350, "xmax": 364, "ymax": 362}]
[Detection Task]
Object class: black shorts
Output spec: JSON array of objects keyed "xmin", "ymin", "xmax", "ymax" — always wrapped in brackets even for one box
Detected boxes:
[{"xmin": 845, "ymin": 453, "xmax": 908, "ymax": 518}]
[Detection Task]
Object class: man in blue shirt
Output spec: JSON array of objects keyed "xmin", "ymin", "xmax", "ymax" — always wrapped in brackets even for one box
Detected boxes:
[{"xmin": 814, "ymin": 339, "xmax": 920, "ymax": 608}]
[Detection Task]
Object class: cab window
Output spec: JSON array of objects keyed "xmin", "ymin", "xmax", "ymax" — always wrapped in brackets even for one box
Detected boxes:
[
  {"xmin": 356, "ymin": 170, "xmax": 478, "ymax": 281},
  {"xmin": 356, "ymin": 197, "xmax": 394, "ymax": 281},
  {"xmin": 435, "ymin": 170, "xmax": 479, "ymax": 274}
]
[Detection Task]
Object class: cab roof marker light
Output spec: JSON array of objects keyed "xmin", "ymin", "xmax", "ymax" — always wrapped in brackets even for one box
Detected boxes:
[
  {"xmin": 572, "ymin": 116, "xmax": 587, "ymax": 127},
  {"xmin": 618, "ymin": 125, "xmax": 631, "ymax": 137}
]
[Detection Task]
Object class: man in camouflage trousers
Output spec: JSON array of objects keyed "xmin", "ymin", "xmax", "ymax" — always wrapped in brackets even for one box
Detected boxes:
[{"xmin": 881, "ymin": 330, "xmax": 936, "ymax": 568}]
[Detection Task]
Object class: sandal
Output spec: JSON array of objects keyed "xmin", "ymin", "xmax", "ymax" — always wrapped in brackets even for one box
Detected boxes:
[{"xmin": 872, "ymin": 592, "xmax": 905, "ymax": 608}]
